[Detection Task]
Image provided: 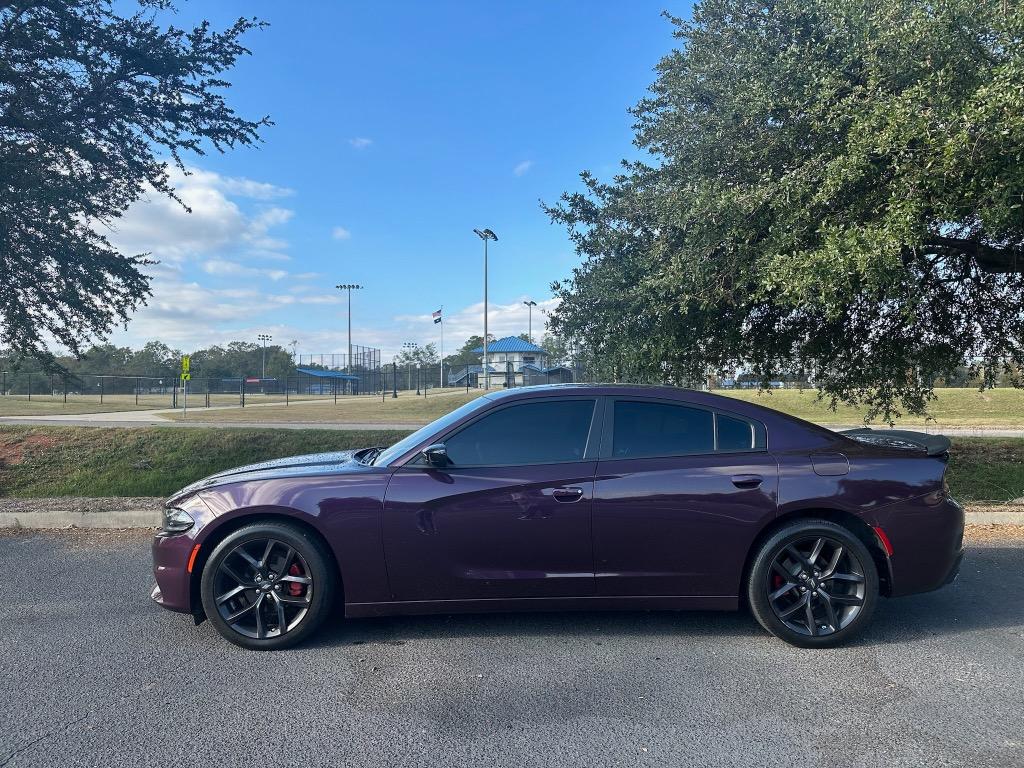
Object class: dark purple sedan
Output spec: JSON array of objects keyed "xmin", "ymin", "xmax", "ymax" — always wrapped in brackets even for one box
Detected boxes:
[{"xmin": 152, "ymin": 384, "xmax": 964, "ymax": 650}]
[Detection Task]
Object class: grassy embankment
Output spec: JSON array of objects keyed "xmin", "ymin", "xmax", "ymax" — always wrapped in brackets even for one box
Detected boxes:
[
  {"xmin": 0, "ymin": 426, "xmax": 408, "ymax": 497},
  {"xmin": 0, "ymin": 425, "xmax": 1021, "ymax": 503}
]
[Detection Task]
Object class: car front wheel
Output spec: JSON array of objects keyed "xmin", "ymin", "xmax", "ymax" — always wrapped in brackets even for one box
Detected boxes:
[
  {"xmin": 200, "ymin": 521, "xmax": 336, "ymax": 650},
  {"xmin": 747, "ymin": 520, "xmax": 879, "ymax": 648}
]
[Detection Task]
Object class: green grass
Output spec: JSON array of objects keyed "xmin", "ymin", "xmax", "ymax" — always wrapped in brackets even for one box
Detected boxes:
[
  {"xmin": 0, "ymin": 394, "xmax": 172, "ymax": 416},
  {"xmin": 0, "ymin": 426, "xmax": 410, "ymax": 498},
  {"xmin": 159, "ymin": 389, "xmax": 488, "ymax": 425},
  {"xmin": 716, "ymin": 387, "xmax": 1024, "ymax": 427},
  {"xmin": 2, "ymin": 425, "xmax": 1021, "ymax": 503},
  {"xmin": 945, "ymin": 438, "xmax": 1024, "ymax": 503}
]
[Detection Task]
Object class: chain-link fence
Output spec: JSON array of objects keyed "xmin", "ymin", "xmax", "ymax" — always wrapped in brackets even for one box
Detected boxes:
[{"xmin": 0, "ymin": 364, "xmax": 818, "ymax": 412}]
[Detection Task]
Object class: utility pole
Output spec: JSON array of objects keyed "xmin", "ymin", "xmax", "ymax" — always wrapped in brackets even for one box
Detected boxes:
[{"xmin": 473, "ymin": 229, "xmax": 498, "ymax": 389}]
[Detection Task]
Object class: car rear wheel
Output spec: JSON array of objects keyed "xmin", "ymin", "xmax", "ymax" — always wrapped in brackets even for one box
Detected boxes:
[
  {"xmin": 747, "ymin": 520, "xmax": 878, "ymax": 648},
  {"xmin": 200, "ymin": 521, "xmax": 336, "ymax": 650}
]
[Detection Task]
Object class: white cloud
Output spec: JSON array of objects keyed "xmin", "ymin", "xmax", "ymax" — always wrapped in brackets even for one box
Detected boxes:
[
  {"xmin": 107, "ymin": 166, "xmax": 295, "ymax": 263},
  {"xmin": 348, "ymin": 137, "xmax": 373, "ymax": 149},
  {"xmin": 388, "ymin": 297, "xmax": 558, "ymax": 360},
  {"xmin": 331, "ymin": 226, "xmax": 352, "ymax": 241},
  {"xmin": 202, "ymin": 259, "xmax": 289, "ymax": 281},
  {"xmin": 513, "ymin": 160, "xmax": 534, "ymax": 177}
]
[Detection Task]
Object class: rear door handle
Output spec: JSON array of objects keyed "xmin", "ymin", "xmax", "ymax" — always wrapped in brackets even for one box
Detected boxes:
[
  {"xmin": 731, "ymin": 474, "xmax": 763, "ymax": 489},
  {"xmin": 551, "ymin": 486, "xmax": 584, "ymax": 503}
]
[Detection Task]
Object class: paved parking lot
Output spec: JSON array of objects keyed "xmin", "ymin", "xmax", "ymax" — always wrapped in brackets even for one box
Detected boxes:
[{"xmin": 1, "ymin": 529, "xmax": 1022, "ymax": 767}]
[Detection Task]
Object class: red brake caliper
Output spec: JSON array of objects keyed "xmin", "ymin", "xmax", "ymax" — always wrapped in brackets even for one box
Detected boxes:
[
  {"xmin": 772, "ymin": 573, "xmax": 784, "ymax": 589},
  {"xmin": 288, "ymin": 563, "xmax": 304, "ymax": 597}
]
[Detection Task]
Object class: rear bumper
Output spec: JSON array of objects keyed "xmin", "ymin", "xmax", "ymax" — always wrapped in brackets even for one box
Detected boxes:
[{"xmin": 876, "ymin": 495, "xmax": 965, "ymax": 597}]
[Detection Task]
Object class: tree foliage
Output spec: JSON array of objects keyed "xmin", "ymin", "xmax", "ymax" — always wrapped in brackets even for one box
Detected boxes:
[
  {"xmin": 547, "ymin": 0, "xmax": 1024, "ymax": 418},
  {"xmin": 0, "ymin": 0, "xmax": 269, "ymax": 365}
]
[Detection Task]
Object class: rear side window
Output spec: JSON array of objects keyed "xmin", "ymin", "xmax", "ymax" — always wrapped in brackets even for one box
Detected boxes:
[
  {"xmin": 444, "ymin": 399, "xmax": 596, "ymax": 466},
  {"xmin": 612, "ymin": 401, "xmax": 714, "ymax": 458},
  {"xmin": 717, "ymin": 414, "xmax": 757, "ymax": 451}
]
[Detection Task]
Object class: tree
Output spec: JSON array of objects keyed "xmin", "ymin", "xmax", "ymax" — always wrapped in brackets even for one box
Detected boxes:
[
  {"xmin": 395, "ymin": 343, "xmax": 439, "ymax": 367},
  {"xmin": 0, "ymin": 1, "xmax": 269, "ymax": 365},
  {"xmin": 444, "ymin": 334, "xmax": 492, "ymax": 367},
  {"xmin": 546, "ymin": 0, "xmax": 1024, "ymax": 419}
]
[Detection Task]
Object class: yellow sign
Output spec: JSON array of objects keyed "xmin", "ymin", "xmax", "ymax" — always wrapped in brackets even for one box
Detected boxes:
[
  {"xmin": 181, "ymin": 355, "xmax": 191, "ymax": 375},
  {"xmin": 180, "ymin": 373, "xmax": 191, "ymax": 382}
]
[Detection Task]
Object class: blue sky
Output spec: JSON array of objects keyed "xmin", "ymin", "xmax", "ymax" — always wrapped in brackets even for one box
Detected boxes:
[{"xmin": 108, "ymin": 1, "xmax": 687, "ymax": 360}]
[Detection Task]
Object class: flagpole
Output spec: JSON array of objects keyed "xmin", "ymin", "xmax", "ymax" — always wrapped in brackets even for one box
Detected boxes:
[{"xmin": 440, "ymin": 305, "xmax": 444, "ymax": 388}]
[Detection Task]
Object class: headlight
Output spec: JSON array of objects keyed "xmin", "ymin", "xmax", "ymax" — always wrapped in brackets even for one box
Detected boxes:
[{"xmin": 162, "ymin": 507, "xmax": 195, "ymax": 533}]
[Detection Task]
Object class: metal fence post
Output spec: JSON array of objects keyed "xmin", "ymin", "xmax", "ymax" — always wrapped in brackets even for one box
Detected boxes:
[
  {"xmin": 135, "ymin": 377, "xmax": 139, "ymax": 406},
  {"xmin": 392, "ymin": 362, "xmax": 398, "ymax": 398},
  {"xmin": 100, "ymin": 377, "xmax": 104, "ymax": 404},
  {"xmin": 63, "ymin": 375, "xmax": 67, "ymax": 404},
  {"xmin": 241, "ymin": 377, "xmax": 246, "ymax": 408},
  {"xmin": 1, "ymin": 371, "xmax": 5, "ymax": 395},
  {"xmin": 466, "ymin": 364, "xmax": 470, "ymax": 393},
  {"xmin": 172, "ymin": 380, "xmax": 177, "ymax": 409},
  {"xmin": 286, "ymin": 375, "xmax": 290, "ymax": 406}
]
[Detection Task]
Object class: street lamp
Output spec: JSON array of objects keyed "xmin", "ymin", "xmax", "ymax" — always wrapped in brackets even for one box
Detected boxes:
[
  {"xmin": 473, "ymin": 228, "xmax": 498, "ymax": 388},
  {"xmin": 523, "ymin": 299, "xmax": 537, "ymax": 343},
  {"xmin": 257, "ymin": 333, "xmax": 272, "ymax": 379},
  {"xmin": 336, "ymin": 284, "xmax": 363, "ymax": 373}
]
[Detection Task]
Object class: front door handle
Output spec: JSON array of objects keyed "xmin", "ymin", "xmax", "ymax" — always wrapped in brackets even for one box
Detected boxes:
[
  {"xmin": 731, "ymin": 474, "xmax": 763, "ymax": 489},
  {"xmin": 551, "ymin": 486, "xmax": 584, "ymax": 503}
]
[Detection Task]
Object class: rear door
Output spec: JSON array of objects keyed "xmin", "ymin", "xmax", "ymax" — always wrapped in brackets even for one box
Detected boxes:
[
  {"xmin": 382, "ymin": 397, "xmax": 601, "ymax": 601},
  {"xmin": 592, "ymin": 397, "xmax": 778, "ymax": 597}
]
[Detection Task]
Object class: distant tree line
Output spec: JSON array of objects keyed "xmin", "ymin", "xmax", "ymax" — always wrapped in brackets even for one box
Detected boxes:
[{"xmin": 0, "ymin": 341, "xmax": 297, "ymax": 382}]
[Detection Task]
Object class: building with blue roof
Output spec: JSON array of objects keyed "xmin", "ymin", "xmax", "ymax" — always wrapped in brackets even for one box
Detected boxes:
[{"xmin": 449, "ymin": 336, "xmax": 574, "ymax": 387}]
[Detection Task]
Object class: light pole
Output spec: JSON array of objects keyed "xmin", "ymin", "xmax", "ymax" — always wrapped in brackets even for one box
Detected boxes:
[
  {"xmin": 523, "ymin": 299, "xmax": 537, "ymax": 343},
  {"xmin": 257, "ymin": 333, "xmax": 272, "ymax": 379},
  {"xmin": 402, "ymin": 342, "xmax": 417, "ymax": 392},
  {"xmin": 336, "ymin": 284, "xmax": 363, "ymax": 373},
  {"xmin": 473, "ymin": 228, "xmax": 498, "ymax": 388}
]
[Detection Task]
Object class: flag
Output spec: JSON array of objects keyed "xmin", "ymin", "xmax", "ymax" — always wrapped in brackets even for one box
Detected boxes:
[{"xmin": 432, "ymin": 308, "xmax": 442, "ymax": 324}]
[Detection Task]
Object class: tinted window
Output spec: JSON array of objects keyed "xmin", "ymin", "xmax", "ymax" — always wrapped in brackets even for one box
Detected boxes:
[
  {"xmin": 612, "ymin": 401, "xmax": 714, "ymax": 458},
  {"xmin": 375, "ymin": 396, "xmax": 492, "ymax": 466},
  {"xmin": 444, "ymin": 400, "xmax": 595, "ymax": 466},
  {"xmin": 717, "ymin": 414, "xmax": 755, "ymax": 451}
]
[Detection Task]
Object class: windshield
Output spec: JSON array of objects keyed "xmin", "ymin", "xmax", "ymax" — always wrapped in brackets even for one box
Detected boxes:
[{"xmin": 373, "ymin": 396, "xmax": 492, "ymax": 466}]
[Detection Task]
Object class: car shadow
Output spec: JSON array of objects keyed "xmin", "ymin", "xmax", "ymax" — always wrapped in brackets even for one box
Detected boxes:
[{"xmin": 305, "ymin": 545, "xmax": 1024, "ymax": 651}]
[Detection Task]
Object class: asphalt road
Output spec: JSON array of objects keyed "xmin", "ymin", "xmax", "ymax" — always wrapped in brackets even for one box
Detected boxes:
[{"xmin": 1, "ymin": 531, "xmax": 1022, "ymax": 768}]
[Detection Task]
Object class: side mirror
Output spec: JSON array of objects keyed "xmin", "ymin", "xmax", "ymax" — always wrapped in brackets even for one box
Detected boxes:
[{"xmin": 421, "ymin": 443, "xmax": 450, "ymax": 467}]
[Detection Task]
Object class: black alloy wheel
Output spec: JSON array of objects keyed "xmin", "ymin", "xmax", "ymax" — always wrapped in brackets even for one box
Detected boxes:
[
  {"xmin": 200, "ymin": 522, "xmax": 335, "ymax": 650},
  {"xmin": 748, "ymin": 520, "xmax": 879, "ymax": 648}
]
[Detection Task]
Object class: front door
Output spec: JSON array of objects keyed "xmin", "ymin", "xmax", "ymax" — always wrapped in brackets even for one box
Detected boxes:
[{"xmin": 382, "ymin": 397, "xmax": 600, "ymax": 601}]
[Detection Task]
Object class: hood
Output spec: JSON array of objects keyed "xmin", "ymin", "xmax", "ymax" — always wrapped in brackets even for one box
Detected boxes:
[{"xmin": 167, "ymin": 449, "xmax": 367, "ymax": 504}]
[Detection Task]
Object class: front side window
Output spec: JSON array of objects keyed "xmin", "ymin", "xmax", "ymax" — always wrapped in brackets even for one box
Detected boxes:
[
  {"xmin": 443, "ymin": 399, "xmax": 596, "ymax": 466},
  {"xmin": 612, "ymin": 401, "xmax": 714, "ymax": 458}
]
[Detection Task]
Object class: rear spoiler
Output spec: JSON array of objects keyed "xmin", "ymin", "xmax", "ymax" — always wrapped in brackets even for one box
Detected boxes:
[{"xmin": 839, "ymin": 428, "xmax": 951, "ymax": 457}]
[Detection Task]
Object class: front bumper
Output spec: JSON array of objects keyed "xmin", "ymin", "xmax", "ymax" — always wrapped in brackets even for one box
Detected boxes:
[
  {"xmin": 150, "ymin": 494, "xmax": 216, "ymax": 615},
  {"xmin": 151, "ymin": 531, "xmax": 196, "ymax": 614}
]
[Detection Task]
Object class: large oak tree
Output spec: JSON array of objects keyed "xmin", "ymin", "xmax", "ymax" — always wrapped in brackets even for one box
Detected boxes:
[
  {"xmin": 0, "ymin": 0, "xmax": 268, "ymax": 365},
  {"xmin": 547, "ymin": 0, "xmax": 1024, "ymax": 418}
]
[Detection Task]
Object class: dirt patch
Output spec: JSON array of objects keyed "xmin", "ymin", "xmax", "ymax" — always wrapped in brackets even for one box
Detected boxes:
[
  {"xmin": 0, "ymin": 431, "xmax": 59, "ymax": 466},
  {"xmin": 965, "ymin": 524, "xmax": 1024, "ymax": 542}
]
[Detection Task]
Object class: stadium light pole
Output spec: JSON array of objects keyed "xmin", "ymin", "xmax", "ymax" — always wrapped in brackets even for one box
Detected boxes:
[
  {"xmin": 523, "ymin": 299, "xmax": 537, "ymax": 343},
  {"xmin": 473, "ymin": 228, "xmax": 498, "ymax": 389},
  {"xmin": 257, "ymin": 333, "xmax": 272, "ymax": 379},
  {"xmin": 336, "ymin": 284, "xmax": 363, "ymax": 373}
]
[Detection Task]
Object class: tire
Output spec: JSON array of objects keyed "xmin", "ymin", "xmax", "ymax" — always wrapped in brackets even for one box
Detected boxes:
[
  {"xmin": 747, "ymin": 519, "xmax": 878, "ymax": 648},
  {"xmin": 200, "ymin": 521, "xmax": 337, "ymax": 650}
]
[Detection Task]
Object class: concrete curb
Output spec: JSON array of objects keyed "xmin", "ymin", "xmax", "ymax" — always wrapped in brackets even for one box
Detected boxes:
[
  {"xmin": 1, "ymin": 506, "xmax": 1022, "ymax": 530},
  {"xmin": 0, "ymin": 509, "xmax": 160, "ymax": 529}
]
